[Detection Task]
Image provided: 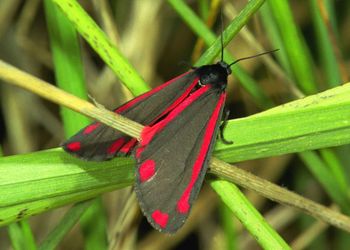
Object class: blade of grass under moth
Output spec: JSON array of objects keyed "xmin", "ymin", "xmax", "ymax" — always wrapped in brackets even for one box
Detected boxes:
[
  {"xmin": 0, "ymin": 149, "xmax": 134, "ymax": 226},
  {"xmin": 211, "ymin": 180, "xmax": 291, "ymax": 250}
]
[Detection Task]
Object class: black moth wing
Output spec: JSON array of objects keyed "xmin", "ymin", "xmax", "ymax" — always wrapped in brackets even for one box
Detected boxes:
[
  {"xmin": 62, "ymin": 71, "xmax": 199, "ymax": 161},
  {"xmin": 134, "ymin": 85, "xmax": 226, "ymax": 233}
]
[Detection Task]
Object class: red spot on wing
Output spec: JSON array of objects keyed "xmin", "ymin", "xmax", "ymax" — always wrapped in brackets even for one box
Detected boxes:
[
  {"xmin": 83, "ymin": 123, "xmax": 100, "ymax": 134},
  {"xmin": 139, "ymin": 159, "xmax": 156, "ymax": 182},
  {"xmin": 107, "ymin": 138, "xmax": 125, "ymax": 154},
  {"xmin": 66, "ymin": 142, "xmax": 81, "ymax": 152},
  {"xmin": 152, "ymin": 210, "xmax": 169, "ymax": 229},
  {"xmin": 176, "ymin": 93, "xmax": 226, "ymax": 214},
  {"xmin": 119, "ymin": 138, "xmax": 137, "ymax": 154}
]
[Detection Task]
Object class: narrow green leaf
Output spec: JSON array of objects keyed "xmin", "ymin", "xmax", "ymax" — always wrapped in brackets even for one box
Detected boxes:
[
  {"xmin": 198, "ymin": 0, "xmax": 210, "ymax": 19},
  {"xmin": 219, "ymin": 202, "xmax": 237, "ymax": 250},
  {"xmin": 45, "ymin": 0, "xmax": 90, "ymax": 137},
  {"xmin": 211, "ymin": 180, "xmax": 290, "ymax": 249},
  {"xmin": 260, "ymin": 4, "xmax": 293, "ymax": 77},
  {"xmin": 7, "ymin": 221, "xmax": 37, "ymax": 250},
  {"xmin": 267, "ymin": 0, "xmax": 317, "ymax": 94},
  {"xmin": 80, "ymin": 199, "xmax": 108, "ymax": 250},
  {"xmin": 215, "ymin": 81, "xmax": 350, "ymax": 211},
  {"xmin": 0, "ymin": 149, "xmax": 134, "ymax": 226},
  {"xmin": 8, "ymin": 223, "xmax": 26, "ymax": 250},
  {"xmin": 299, "ymin": 151, "xmax": 350, "ymax": 212},
  {"xmin": 39, "ymin": 200, "xmax": 93, "ymax": 250},
  {"xmin": 3, "ymin": 143, "xmax": 36, "ymax": 250},
  {"xmin": 52, "ymin": 0, "xmax": 150, "ymax": 96},
  {"xmin": 310, "ymin": 0, "xmax": 341, "ymax": 87},
  {"xmin": 320, "ymin": 148, "xmax": 349, "ymax": 194},
  {"xmin": 215, "ymin": 83, "xmax": 350, "ymax": 162},
  {"xmin": 19, "ymin": 221, "xmax": 37, "ymax": 250}
]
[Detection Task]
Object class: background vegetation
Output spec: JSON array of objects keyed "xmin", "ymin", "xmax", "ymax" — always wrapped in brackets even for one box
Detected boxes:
[{"xmin": 0, "ymin": 0, "xmax": 350, "ymax": 249}]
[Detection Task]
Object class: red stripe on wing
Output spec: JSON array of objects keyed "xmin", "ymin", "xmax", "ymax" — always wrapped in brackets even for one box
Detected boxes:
[
  {"xmin": 83, "ymin": 123, "xmax": 100, "ymax": 134},
  {"xmin": 176, "ymin": 93, "xmax": 226, "ymax": 213},
  {"xmin": 115, "ymin": 72, "xmax": 191, "ymax": 113},
  {"xmin": 140, "ymin": 85, "xmax": 212, "ymax": 146},
  {"xmin": 107, "ymin": 138, "xmax": 126, "ymax": 154},
  {"xmin": 118, "ymin": 138, "xmax": 137, "ymax": 154}
]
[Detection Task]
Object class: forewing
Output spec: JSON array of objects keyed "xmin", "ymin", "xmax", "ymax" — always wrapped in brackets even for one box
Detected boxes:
[
  {"xmin": 63, "ymin": 71, "xmax": 198, "ymax": 161},
  {"xmin": 134, "ymin": 85, "xmax": 226, "ymax": 233}
]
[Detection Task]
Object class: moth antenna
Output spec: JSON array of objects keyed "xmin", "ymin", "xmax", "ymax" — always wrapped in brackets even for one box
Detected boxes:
[{"xmin": 228, "ymin": 49, "xmax": 279, "ymax": 67}]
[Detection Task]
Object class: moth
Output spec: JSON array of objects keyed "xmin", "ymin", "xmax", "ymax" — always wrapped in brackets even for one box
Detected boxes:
[{"xmin": 63, "ymin": 44, "xmax": 276, "ymax": 233}]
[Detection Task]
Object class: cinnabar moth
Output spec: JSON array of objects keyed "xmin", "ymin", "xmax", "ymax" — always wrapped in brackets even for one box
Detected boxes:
[{"xmin": 63, "ymin": 39, "xmax": 276, "ymax": 232}]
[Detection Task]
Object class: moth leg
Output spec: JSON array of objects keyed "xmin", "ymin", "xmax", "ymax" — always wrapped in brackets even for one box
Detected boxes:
[{"xmin": 219, "ymin": 108, "xmax": 233, "ymax": 145}]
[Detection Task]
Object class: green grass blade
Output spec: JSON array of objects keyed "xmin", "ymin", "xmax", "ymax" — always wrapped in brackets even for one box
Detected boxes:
[
  {"xmin": 18, "ymin": 221, "xmax": 37, "ymax": 250},
  {"xmin": 259, "ymin": 4, "xmax": 293, "ymax": 77},
  {"xmin": 38, "ymin": 200, "xmax": 93, "ymax": 250},
  {"xmin": 264, "ymin": 0, "xmax": 349, "ymax": 218},
  {"xmin": 267, "ymin": 0, "xmax": 317, "ymax": 94},
  {"xmin": 51, "ymin": 0, "xmax": 150, "ymax": 96},
  {"xmin": 8, "ymin": 223, "xmax": 27, "ymax": 250},
  {"xmin": 215, "ymin": 82, "xmax": 350, "ymax": 162},
  {"xmin": 7, "ymin": 221, "xmax": 37, "ymax": 250},
  {"xmin": 211, "ymin": 180, "xmax": 290, "ymax": 249},
  {"xmin": 44, "ymin": 0, "xmax": 90, "ymax": 137},
  {"xmin": 0, "ymin": 149, "xmax": 134, "ymax": 226},
  {"xmin": 219, "ymin": 202, "xmax": 237, "ymax": 250},
  {"xmin": 299, "ymin": 151, "xmax": 350, "ymax": 212},
  {"xmin": 3, "ymin": 142, "xmax": 36, "ymax": 250},
  {"xmin": 310, "ymin": 0, "xmax": 341, "ymax": 87},
  {"xmin": 80, "ymin": 199, "xmax": 108, "ymax": 250},
  {"xmin": 320, "ymin": 148, "xmax": 349, "ymax": 194},
  {"xmin": 198, "ymin": 0, "xmax": 210, "ymax": 19}
]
